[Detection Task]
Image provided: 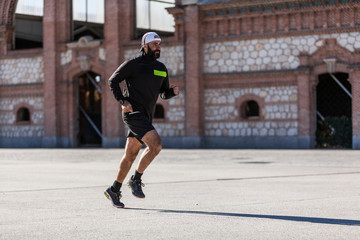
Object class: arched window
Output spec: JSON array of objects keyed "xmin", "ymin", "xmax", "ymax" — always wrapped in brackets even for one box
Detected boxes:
[
  {"xmin": 154, "ymin": 104, "xmax": 165, "ymax": 119},
  {"xmin": 17, "ymin": 107, "xmax": 30, "ymax": 122},
  {"xmin": 242, "ymin": 100, "xmax": 259, "ymax": 118}
]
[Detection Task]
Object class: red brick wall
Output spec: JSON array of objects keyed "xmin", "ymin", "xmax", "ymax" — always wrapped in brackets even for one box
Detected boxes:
[
  {"xmin": 1, "ymin": 0, "xmax": 360, "ymax": 148},
  {"xmin": 42, "ymin": 0, "xmax": 58, "ymax": 143},
  {"xmin": 184, "ymin": 4, "xmax": 203, "ymax": 137},
  {"xmin": 350, "ymin": 69, "xmax": 360, "ymax": 137}
]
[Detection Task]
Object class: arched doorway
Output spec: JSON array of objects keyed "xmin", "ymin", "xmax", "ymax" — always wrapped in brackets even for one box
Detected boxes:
[
  {"xmin": 316, "ymin": 72, "xmax": 352, "ymax": 148},
  {"xmin": 78, "ymin": 71, "xmax": 102, "ymax": 147}
]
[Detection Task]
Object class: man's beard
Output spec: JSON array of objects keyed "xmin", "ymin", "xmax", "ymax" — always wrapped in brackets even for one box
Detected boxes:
[{"xmin": 147, "ymin": 45, "xmax": 160, "ymax": 59}]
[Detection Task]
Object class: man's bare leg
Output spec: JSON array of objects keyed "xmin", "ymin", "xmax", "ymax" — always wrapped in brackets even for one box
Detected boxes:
[
  {"xmin": 137, "ymin": 129, "xmax": 162, "ymax": 173},
  {"xmin": 104, "ymin": 137, "xmax": 141, "ymax": 207},
  {"xmin": 127, "ymin": 129, "xmax": 162, "ymax": 198},
  {"xmin": 115, "ymin": 137, "xmax": 142, "ymax": 183}
]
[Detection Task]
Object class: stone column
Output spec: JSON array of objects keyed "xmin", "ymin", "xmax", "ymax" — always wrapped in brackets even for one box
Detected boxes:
[
  {"xmin": 183, "ymin": 4, "xmax": 203, "ymax": 147},
  {"xmin": 102, "ymin": 0, "xmax": 132, "ymax": 147},
  {"xmin": 350, "ymin": 68, "xmax": 360, "ymax": 149},
  {"xmin": 296, "ymin": 70, "xmax": 314, "ymax": 148}
]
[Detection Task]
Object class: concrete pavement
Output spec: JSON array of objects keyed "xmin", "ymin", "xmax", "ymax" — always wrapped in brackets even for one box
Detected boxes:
[{"xmin": 1, "ymin": 149, "xmax": 360, "ymax": 239}]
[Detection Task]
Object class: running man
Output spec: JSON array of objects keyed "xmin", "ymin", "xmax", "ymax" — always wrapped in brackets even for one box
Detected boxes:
[{"xmin": 104, "ymin": 32, "xmax": 179, "ymax": 208}]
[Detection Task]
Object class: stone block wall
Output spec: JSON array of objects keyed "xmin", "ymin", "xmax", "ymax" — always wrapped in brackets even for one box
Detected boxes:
[
  {"xmin": 167, "ymin": 92, "xmax": 185, "ymax": 122},
  {"xmin": 0, "ymin": 125, "xmax": 44, "ymax": 138},
  {"xmin": 204, "ymin": 86, "xmax": 298, "ymax": 137},
  {"xmin": 154, "ymin": 91, "xmax": 186, "ymax": 136},
  {"xmin": 0, "ymin": 56, "xmax": 44, "ymax": 84},
  {"xmin": 0, "ymin": 56, "xmax": 45, "ymax": 141},
  {"xmin": 0, "ymin": 96, "xmax": 44, "ymax": 137},
  {"xmin": 1, "ymin": 0, "xmax": 359, "ymax": 149},
  {"xmin": 202, "ymin": 31, "xmax": 359, "ymax": 142},
  {"xmin": 203, "ymin": 32, "xmax": 360, "ymax": 73}
]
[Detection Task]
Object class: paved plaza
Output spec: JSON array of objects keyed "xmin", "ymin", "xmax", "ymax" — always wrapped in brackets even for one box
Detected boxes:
[{"xmin": 1, "ymin": 148, "xmax": 360, "ymax": 239}]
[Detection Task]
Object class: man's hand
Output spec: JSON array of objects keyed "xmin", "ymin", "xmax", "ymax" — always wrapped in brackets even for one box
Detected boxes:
[
  {"xmin": 122, "ymin": 100, "xmax": 133, "ymax": 113},
  {"xmin": 171, "ymin": 85, "xmax": 179, "ymax": 95}
]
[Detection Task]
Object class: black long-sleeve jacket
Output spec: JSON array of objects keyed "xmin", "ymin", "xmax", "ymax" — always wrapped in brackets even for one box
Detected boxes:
[{"xmin": 109, "ymin": 54, "xmax": 175, "ymax": 120}]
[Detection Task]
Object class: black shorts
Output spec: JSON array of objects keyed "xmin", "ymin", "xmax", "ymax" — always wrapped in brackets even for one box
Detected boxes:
[{"xmin": 122, "ymin": 111, "xmax": 155, "ymax": 144}]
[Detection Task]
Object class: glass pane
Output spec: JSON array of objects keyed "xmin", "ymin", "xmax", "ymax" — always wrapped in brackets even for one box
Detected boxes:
[
  {"xmin": 15, "ymin": 0, "xmax": 43, "ymax": 16},
  {"xmin": 137, "ymin": 0, "xmax": 150, "ymax": 29},
  {"xmin": 150, "ymin": 1, "xmax": 175, "ymax": 32},
  {"xmin": 87, "ymin": 0, "xmax": 104, "ymax": 23},
  {"xmin": 73, "ymin": 0, "xmax": 87, "ymax": 21},
  {"xmin": 155, "ymin": 0, "xmax": 175, "ymax": 3}
]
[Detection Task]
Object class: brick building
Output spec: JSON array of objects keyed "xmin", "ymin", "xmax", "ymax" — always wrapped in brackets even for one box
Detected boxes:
[{"xmin": 1, "ymin": 0, "xmax": 360, "ymax": 149}]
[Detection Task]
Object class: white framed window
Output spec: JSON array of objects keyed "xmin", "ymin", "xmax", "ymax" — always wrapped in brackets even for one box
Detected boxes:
[
  {"xmin": 15, "ymin": 0, "xmax": 43, "ymax": 16},
  {"xmin": 136, "ymin": 0, "xmax": 175, "ymax": 33},
  {"xmin": 15, "ymin": 0, "xmax": 43, "ymax": 49},
  {"xmin": 72, "ymin": 0, "xmax": 104, "ymax": 40},
  {"xmin": 73, "ymin": 0, "xmax": 104, "ymax": 24}
]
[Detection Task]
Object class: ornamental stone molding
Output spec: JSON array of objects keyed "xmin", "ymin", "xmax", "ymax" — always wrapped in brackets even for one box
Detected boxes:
[
  {"xmin": 66, "ymin": 36, "xmax": 102, "ymax": 49},
  {"xmin": 77, "ymin": 55, "xmax": 92, "ymax": 71}
]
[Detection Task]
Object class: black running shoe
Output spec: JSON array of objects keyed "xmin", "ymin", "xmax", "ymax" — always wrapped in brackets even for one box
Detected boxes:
[
  {"xmin": 127, "ymin": 176, "xmax": 145, "ymax": 198},
  {"xmin": 104, "ymin": 187, "xmax": 125, "ymax": 208}
]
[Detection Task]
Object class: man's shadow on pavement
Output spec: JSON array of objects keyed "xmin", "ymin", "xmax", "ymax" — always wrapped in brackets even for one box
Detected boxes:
[{"xmin": 126, "ymin": 208, "xmax": 360, "ymax": 226}]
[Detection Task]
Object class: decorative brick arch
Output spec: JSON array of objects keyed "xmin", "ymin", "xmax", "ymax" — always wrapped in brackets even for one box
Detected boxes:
[
  {"xmin": 0, "ymin": 0, "xmax": 17, "ymax": 25},
  {"xmin": 236, "ymin": 94, "xmax": 265, "ymax": 121},
  {"xmin": 14, "ymin": 103, "xmax": 34, "ymax": 125},
  {"xmin": 301, "ymin": 38, "xmax": 358, "ymax": 80},
  {"xmin": 304, "ymin": 38, "xmax": 356, "ymax": 104},
  {"xmin": 300, "ymin": 38, "xmax": 360, "ymax": 148},
  {"xmin": 0, "ymin": 0, "xmax": 18, "ymax": 54}
]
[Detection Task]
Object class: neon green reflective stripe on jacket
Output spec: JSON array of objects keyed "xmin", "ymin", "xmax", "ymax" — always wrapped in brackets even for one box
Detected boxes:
[{"xmin": 154, "ymin": 70, "xmax": 167, "ymax": 77}]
